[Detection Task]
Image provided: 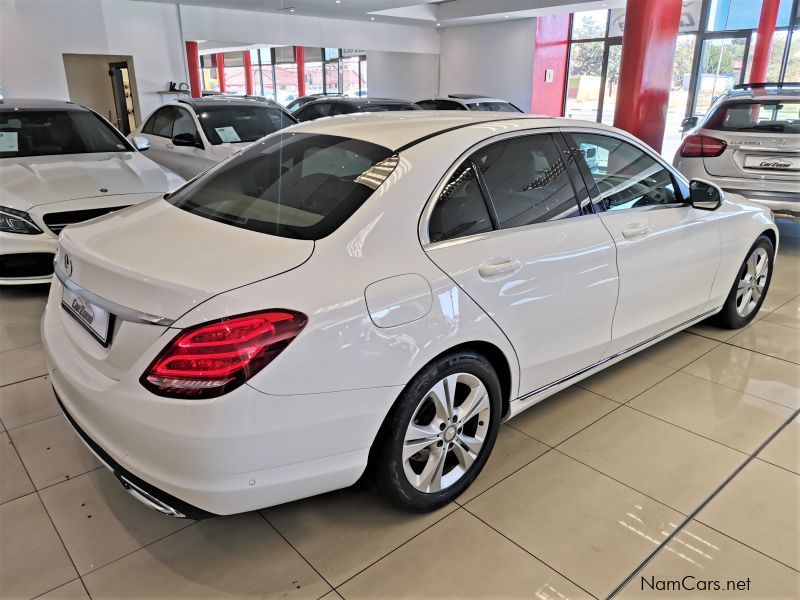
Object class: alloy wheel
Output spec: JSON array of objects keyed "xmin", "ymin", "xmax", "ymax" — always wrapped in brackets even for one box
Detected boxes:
[
  {"xmin": 736, "ymin": 247, "xmax": 769, "ymax": 317},
  {"xmin": 402, "ymin": 372, "xmax": 491, "ymax": 493}
]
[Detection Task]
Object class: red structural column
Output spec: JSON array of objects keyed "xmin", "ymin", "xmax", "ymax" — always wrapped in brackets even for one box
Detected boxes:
[
  {"xmin": 749, "ymin": 0, "xmax": 781, "ymax": 83},
  {"xmin": 216, "ymin": 53, "xmax": 226, "ymax": 93},
  {"xmin": 613, "ymin": 0, "xmax": 682, "ymax": 152},
  {"xmin": 243, "ymin": 50, "xmax": 254, "ymax": 96},
  {"xmin": 530, "ymin": 14, "xmax": 570, "ymax": 116},
  {"xmin": 295, "ymin": 46, "xmax": 306, "ymax": 98},
  {"xmin": 185, "ymin": 41, "xmax": 202, "ymax": 98}
]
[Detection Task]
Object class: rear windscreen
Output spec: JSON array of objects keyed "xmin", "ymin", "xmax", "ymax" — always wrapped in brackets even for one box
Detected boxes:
[
  {"xmin": 707, "ymin": 100, "xmax": 800, "ymax": 134},
  {"xmin": 467, "ymin": 102, "xmax": 522, "ymax": 113},
  {"xmin": 168, "ymin": 133, "xmax": 397, "ymax": 240}
]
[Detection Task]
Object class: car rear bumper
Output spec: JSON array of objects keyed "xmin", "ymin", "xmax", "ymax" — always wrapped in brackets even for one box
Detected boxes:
[{"xmin": 43, "ymin": 302, "xmax": 400, "ymax": 515}]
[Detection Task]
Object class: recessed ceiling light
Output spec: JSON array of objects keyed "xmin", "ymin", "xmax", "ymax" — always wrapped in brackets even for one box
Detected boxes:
[
  {"xmin": 370, "ymin": 17, "xmax": 375, "ymax": 20},
  {"xmin": 289, "ymin": 8, "xmax": 295, "ymax": 11},
  {"xmin": 436, "ymin": 22, "xmax": 441, "ymax": 27},
  {"xmin": 504, "ymin": 15, "xmax": 509, "ymax": 18},
  {"xmin": 335, "ymin": 0, "xmax": 341, "ymax": 3}
]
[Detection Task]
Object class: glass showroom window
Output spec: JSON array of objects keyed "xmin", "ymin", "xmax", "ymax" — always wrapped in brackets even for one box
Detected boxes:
[
  {"xmin": 274, "ymin": 46, "xmax": 299, "ymax": 106},
  {"xmin": 303, "ymin": 47, "xmax": 325, "ymax": 97},
  {"xmin": 341, "ymin": 50, "xmax": 367, "ymax": 97},
  {"xmin": 786, "ymin": 28, "xmax": 800, "ymax": 80},
  {"xmin": 253, "ymin": 49, "xmax": 277, "ymax": 100},
  {"xmin": 564, "ymin": 11, "xmax": 609, "ymax": 122},
  {"xmin": 324, "ymin": 48, "xmax": 342, "ymax": 94},
  {"xmin": 222, "ymin": 52, "xmax": 245, "ymax": 95}
]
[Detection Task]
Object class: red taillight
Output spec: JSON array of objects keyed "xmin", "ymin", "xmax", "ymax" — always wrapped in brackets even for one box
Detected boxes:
[
  {"xmin": 679, "ymin": 134, "xmax": 727, "ymax": 158},
  {"xmin": 142, "ymin": 310, "xmax": 307, "ymax": 399}
]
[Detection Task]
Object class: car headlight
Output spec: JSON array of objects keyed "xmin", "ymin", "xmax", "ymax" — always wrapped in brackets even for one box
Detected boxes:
[{"xmin": 0, "ymin": 206, "xmax": 43, "ymax": 234}]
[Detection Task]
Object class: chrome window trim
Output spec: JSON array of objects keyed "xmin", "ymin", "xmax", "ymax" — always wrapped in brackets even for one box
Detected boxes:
[
  {"xmin": 418, "ymin": 125, "xmax": 578, "ymax": 248},
  {"xmin": 54, "ymin": 263, "xmax": 174, "ymax": 326}
]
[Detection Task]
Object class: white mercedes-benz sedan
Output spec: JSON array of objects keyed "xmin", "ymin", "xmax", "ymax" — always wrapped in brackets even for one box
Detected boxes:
[
  {"xmin": 0, "ymin": 99, "xmax": 184, "ymax": 285},
  {"xmin": 42, "ymin": 113, "xmax": 778, "ymax": 517}
]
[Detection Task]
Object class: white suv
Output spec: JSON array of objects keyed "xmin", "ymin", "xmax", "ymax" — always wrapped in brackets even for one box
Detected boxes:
[
  {"xmin": 130, "ymin": 97, "xmax": 297, "ymax": 179},
  {"xmin": 673, "ymin": 85, "xmax": 799, "ymax": 218},
  {"xmin": 415, "ymin": 94, "xmax": 523, "ymax": 113}
]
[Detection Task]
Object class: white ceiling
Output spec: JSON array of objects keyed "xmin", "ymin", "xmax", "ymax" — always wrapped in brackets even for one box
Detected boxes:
[{"xmin": 130, "ymin": 0, "xmax": 625, "ymax": 28}]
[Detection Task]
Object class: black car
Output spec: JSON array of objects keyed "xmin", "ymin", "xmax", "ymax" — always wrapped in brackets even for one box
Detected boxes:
[
  {"xmin": 293, "ymin": 97, "xmax": 421, "ymax": 122},
  {"xmin": 286, "ymin": 93, "xmax": 344, "ymax": 113}
]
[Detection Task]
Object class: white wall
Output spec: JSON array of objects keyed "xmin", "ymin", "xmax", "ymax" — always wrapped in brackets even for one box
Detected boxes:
[
  {"xmin": 179, "ymin": 5, "xmax": 440, "ymax": 55},
  {"xmin": 0, "ymin": 0, "xmax": 186, "ymax": 119},
  {"xmin": 439, "ymin": 19, "xmax": 536, "ymax": 111},
  {"xmin": 365, "ymin": 52, "xmax": 439, "ymax": 100}
]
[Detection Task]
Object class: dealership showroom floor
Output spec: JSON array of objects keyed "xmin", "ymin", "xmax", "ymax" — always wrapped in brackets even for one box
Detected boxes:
[{"xmin": 1, "ymin": 217, "xmax": 797, "ymax": 598}]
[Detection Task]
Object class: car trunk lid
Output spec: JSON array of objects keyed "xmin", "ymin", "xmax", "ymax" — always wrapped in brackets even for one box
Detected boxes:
[
  {"xmin": 702, "ymin": 130, "xmax": 800, "ymax": 182},
  {"xmin": 54, "ymin": 198, "xmax": 314, "ymax": 379}
]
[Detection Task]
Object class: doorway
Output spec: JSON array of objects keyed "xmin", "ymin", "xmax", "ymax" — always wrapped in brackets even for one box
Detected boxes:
[
  {"xmin": 108, "ymin": 61, "xmax": 136, "ymax": 135},
  {"xmin": 63, "ymin": 53, "xmax": 141, "ymax": 133}
]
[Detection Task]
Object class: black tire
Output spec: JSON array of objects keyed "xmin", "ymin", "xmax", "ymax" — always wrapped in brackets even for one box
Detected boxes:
[
  {"xmin": 716, "ymin": 234, "xmax": 775, "ymax": 329},
  {"xmin": 369, "ymin": 350, "xmax": 502, "ymax": 512}
]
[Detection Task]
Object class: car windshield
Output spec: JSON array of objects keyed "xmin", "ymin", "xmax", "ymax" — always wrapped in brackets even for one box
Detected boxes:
[
  {"xmin": 0, "ymin": 110, "xmax": 130, "ymax": 158},
  {"xmin": 168, "ymin": 133, "xmax": 397, "ymax": 240},
  {"xmin": 707, "ymin": 100, "xmax": 800, "ymax": 134},
  {"xmin": 195, "ymin": 105, "xmax": 295, "ymax": 145},
  {"xmin": 466, "ymin": 102, "xmax": 522, "ymax": 113}
]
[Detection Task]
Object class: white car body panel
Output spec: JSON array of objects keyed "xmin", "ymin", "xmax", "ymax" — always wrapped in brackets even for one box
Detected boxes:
[
  {"xmin": 42, "ymin": 114, "xmax": 778, "ymax": 515},
  {"xmin": 1, "ymin": 144, "xmax": 183, "ymax": 284}
]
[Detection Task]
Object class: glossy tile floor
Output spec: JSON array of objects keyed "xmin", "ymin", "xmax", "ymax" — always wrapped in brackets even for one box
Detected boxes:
[{"xmin": 1, "ymin": 220, "xmax": 798, "ymax": 600}]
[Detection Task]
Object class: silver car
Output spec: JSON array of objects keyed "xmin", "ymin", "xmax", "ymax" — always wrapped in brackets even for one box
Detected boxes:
[{"xmin": 673, "ymin": 85, "xmax": 799, "ymax": 218}]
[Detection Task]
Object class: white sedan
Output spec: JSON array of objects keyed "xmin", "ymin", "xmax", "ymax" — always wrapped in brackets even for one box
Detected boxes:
[
  {"xmin": 43, "ymin": 113, "xmax": 777, "ymax": 517},
  {"xmin": 0, "ymin": 99, "xmax": 184, "ymax": 285}
]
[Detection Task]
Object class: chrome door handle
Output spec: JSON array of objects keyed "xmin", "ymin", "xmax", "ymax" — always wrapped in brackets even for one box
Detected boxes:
[
  {"xmin": 478, "ymin": 258, "xmax": 521, "ymax": 279},
  {"xmin": 621, "ymin": 223, "xmax": 649, "ymax": 240}
]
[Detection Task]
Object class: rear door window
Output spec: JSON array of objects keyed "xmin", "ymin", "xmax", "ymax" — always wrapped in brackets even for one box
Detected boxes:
[
  {"xmin": 707, "ymin": 100, "xmax": 800, "ymax": 134},
  {"xmin": 473, "ymin": 134, "xmax": 582, "ymax": 227},
  {"xmin": 168, "ymin": 133, "xmax": 396, "ymax": 240},
  {"xmin": 149, "ymin": 107, "xmax": 175, "ymax": 138},
  {"xmin": 429, "ymin": 162, "xmax": 494, "ymax": 242}
]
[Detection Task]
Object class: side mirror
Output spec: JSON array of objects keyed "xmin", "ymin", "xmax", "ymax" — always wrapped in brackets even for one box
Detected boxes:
[
  {"xmin": 132, "ymin": 136, "xmax": 150, "ymax": 151},
  {"xmin": 172, "ymin": 132, "xmax": 202, "ymax": 148},
  {"xmin": 681, "ymin": 116, "xmax": 698, "ymax": 132},
  {"xmin": 690, "ymin": 179, "xmax": 724, "ymax": 211}
]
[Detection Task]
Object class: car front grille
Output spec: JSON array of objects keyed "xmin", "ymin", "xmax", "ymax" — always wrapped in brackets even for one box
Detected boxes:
[
  {"xmin": 42, "ymin": 206, "xmax": 129, "ymax": 235},
  {"xmin": 0, "ymin": 253, "xmax": 55, "ymax": 279}
]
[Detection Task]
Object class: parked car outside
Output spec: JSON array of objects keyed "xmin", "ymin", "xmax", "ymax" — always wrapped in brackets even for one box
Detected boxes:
[
  {"xmin": 129, "ymin": 97, "xmax": 297, "ymax": 179},
  {"xmin": 293, "ymin": 97, "xmax": 421, "ymax": 122},
  {"xmin": 44, "ymin": 113, "xmax": 776, "ymax": 517},
  {"xmin": 0, "ymin": 99, "xmax": 183, "ymax": 285},
  {"xmin": 674, "ymin": 85, "xmax": 799, "ymax": 218},
  {"xmin": 415, "ymin": 94, "xmax": 523, "ymax": 113}
]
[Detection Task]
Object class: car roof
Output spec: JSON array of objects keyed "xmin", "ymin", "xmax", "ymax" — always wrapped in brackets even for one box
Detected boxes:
[
  {"xmin": 0, "ymin": 98, "xmax": 89, "ymax": 111},
  {"xmin": 302, "ymin": 97, "xmax": 417, "ymax": 108},
  {"xmin": 176, "ymin": 97, "xmax": 275, "ymax": 109},
  {"xmin": 721, "ymin": 87, "xmax": 800, "ymax": 102},
  {"xmin": 418, "ymin": 96, "xmax": 513, "ymax": 104},
  {"xmin": 288, "ymin": 111, "xmax": 608, "ymax": 151}
]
